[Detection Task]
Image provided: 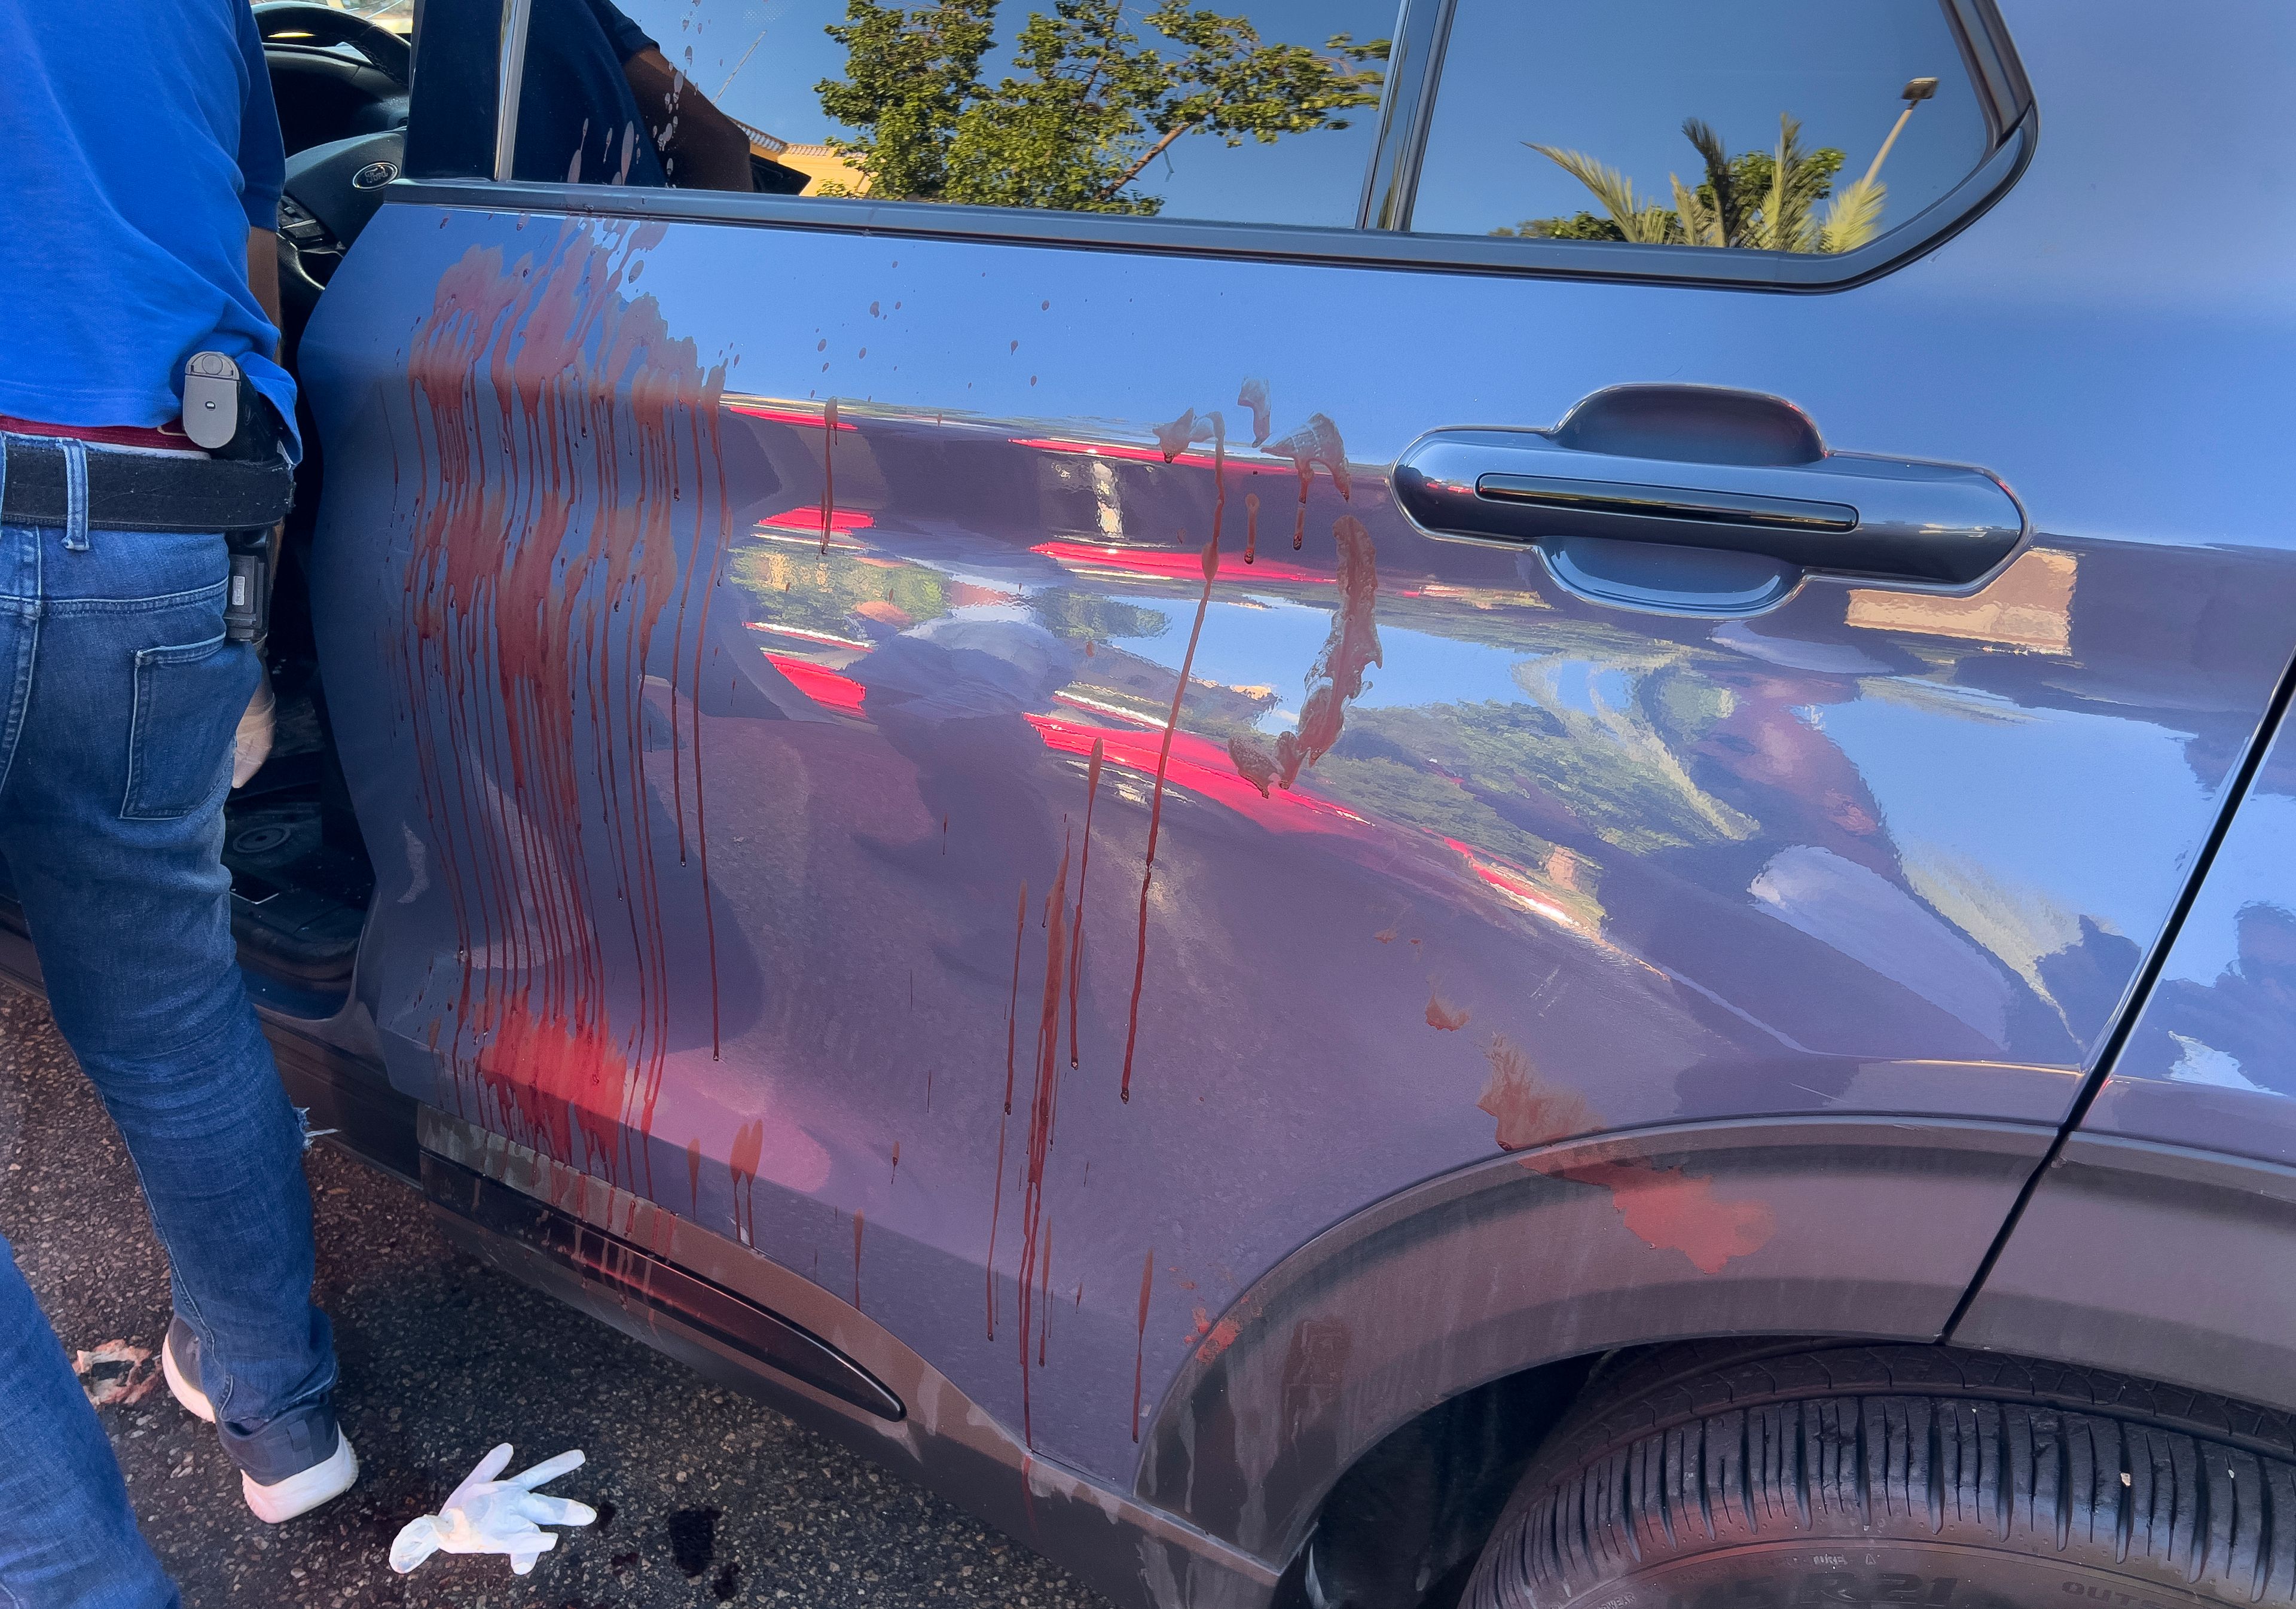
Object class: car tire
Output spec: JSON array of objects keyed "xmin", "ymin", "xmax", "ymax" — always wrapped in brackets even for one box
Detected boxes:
[{"xmin": 1463, "ymin": 1341, "xmax": 2296, "ymax": 1609}]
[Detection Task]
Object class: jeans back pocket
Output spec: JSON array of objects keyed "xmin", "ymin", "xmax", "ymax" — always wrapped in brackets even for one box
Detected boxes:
[{"xmin": 124, "ymin": 634, "xmax": 257, "ymax": 821}]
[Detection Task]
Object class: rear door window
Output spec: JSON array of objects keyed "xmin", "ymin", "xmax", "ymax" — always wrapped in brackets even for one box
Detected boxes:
[
  {"xmin": 514, "ymin": 0, "xmax": 1397, "ymax": 227},
  {"xmin": 1409, "ymin": 0, "xmax": 1993, "ymax": 256}
]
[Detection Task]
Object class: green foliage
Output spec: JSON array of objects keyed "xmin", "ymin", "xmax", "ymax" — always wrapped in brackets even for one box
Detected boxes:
[
  {"xmin": 1504, "ymin": 113, "xmax": 1867, "ymax": 253},
  {"xmin": 816, "ymin": 1, "xmax": 999, "ymax": 201},
  {"xmin": 1028, "ymin": 587, "xmax": 1171, "ymax": 643},
  {"xmin": 727, "ymin": 544, "xmax": 952, "ymax": 639},
  {"xmin": 817, "ymin": 1, "xmax": 1386, "ymax": 212},
  {"xmin": 1494, "ymin": 210, "xmax": 1622, "ymax": 242}
]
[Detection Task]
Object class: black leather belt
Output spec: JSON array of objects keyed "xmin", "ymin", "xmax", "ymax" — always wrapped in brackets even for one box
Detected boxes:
[{"xmin": 1, "ymin": 434, "xmax": 295, "ymax": 533}]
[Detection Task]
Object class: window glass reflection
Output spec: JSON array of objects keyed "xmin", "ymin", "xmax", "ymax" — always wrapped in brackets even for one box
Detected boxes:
[
  {"xmin": 521, "ymin": 0, "xmax": 1396, "ymax": 224},
  {"xmin": 1411, "ymin": 0, "xmax": 1991, "ymax": 253}
]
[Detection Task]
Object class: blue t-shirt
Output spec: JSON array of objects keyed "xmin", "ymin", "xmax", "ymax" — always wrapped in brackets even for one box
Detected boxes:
[
  {"xmin": 0, "ymin": 0, "xmax": 297, "ymax": 448},
  {"xmin": 515, "ymin": 0, "xmax": 667, "ymax": 189}
]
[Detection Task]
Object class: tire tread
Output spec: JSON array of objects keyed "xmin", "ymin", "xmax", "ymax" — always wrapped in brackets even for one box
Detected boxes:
[{"xmin": 1469, "ymin": 1344, "xmax": 2296, "ymax": 1608}]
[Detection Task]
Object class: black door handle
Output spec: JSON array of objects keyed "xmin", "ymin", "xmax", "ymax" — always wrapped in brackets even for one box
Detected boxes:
[{"xmin": 1394, "ymin": 428, "xmax": 2023, "ymax": 586}]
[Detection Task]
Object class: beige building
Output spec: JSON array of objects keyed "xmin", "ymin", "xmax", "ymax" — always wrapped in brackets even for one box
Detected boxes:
[{"xmin": 733, "ymin": 120, "xmax": 869, "ymax": 196}]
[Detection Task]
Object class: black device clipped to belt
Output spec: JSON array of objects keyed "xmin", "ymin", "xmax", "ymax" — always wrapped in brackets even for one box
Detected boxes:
[
  {"xmin": 185, "ymin": 353, "xmax": 288, "ymax": 645},
  {"xmin": 0, "ymin": 350, "xmax": 295, "ymax": 645}
]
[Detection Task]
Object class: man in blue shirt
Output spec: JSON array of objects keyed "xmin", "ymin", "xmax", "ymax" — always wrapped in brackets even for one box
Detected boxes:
[{"xmin": 0, "ymin": 2, "xmax": 353, "ymax": 1602}]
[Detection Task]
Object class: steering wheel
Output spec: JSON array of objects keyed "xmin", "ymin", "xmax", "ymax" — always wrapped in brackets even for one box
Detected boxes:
[{"xmin": 254, "ymin": 2, "xmax": 411, "ymax": 85}]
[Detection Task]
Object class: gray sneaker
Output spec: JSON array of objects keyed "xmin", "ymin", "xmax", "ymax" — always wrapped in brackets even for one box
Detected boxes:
[{"xmin": 161, "ymin": 1316, "xmax": 358, "ymax": 1523}]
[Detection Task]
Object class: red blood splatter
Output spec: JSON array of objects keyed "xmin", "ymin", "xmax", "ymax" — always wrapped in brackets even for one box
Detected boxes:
[
  {"xmin": 1131, "ymin": 1247, "xmax": 1154, "ymax": 1443},
  {"xmin": 1274, "ymin": 515, "xmax": 1380, "ymax": 787},
  {"xmin": 685, "ymin": 1135, "xmax": 701, "ymax": 1217},
  {"xmin": 1549, "ymin": 1159, "xmax": 1777, "ymax": 1275},
  {"xmin": 1226, "ymin": 735, "xmax": 1278, "ymax": 798},
  {"xmin": 397, "ymin": 221, "xmax": 729, "ymax": 1192},
  {"xmin": 1195, "ymin": 1315, "xmax": 1241, "ymax": 1365},
  {"xmin": 1425, "ymin": 984, "xmax": 1470, "ymax": 1032},
  {"xmin": 1119, "ymin": 532, "xmax": 1220, "ymax": 1103},
  {"xmin": 1477, "ymin": 1036, "xmax": 1595, "ymax": 1152},
  {"xmin": 1067, "ymin": 737, "xmax": 1104, "ymax": 1069},
  {"xmin": 851, "ymin": 1210, "xmax": 865, "ymax": 1309},
  {"xmin": 728, "ymin": 1118, "xmax": 763, "ymax": 1247},
  {"xmin": 1373, "ymin": 927, "xmax": 1397, "ymax": 944},
  {"xmin": 890, "ymin": 1140, "xmax": 900, "ymax": 1183},
  {"xmin": 1015, "ymin": 850, "xmax": 1071, "ymax": 1445},
  {"xmin": 1267, "ymin": 412, "xmax": 1349, "ymax": 549},
  {"xmin": 1479, "ymin": 1034, "xmax": 1773, "ymax": 1273},
  {"xmin": 1236, "ymin": 377, "xmax": 1271, "ymax": 447},
  {"xmin": 818, "ymin": 398, "xmax": 838, "ymax": 555},
  {"xmin": 987, "ymin": 880, "xmax": 1026, "ymax": 1338},
  {"xmin": 1037, "ymin": 1219, "xmax": 1054, "ymax": 1367}
]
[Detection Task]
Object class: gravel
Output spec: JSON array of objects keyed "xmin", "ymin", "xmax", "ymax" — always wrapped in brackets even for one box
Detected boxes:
[{"xmin": 0, "ymin": 984, "xmax": 1112, "ymax": 1608}]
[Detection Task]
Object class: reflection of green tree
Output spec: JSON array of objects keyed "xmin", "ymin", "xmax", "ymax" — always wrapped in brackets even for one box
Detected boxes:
[
  {"xmin": 1498, "ymin": 113, "xmax": 1885, "ymax": 254},
  {"xmin": 1030, "ymin": 587, "xmax": 1170, "ymax": 643},
  {"xmin": 727, "ymin": 545, "xmax": 952, "ymax": 637},
  {"xmin": 1298, "ymin": 648, "xmax": 1754, "ymax": 880},
  {"xmin": 816, "ymin": 1, "xmax": 1386, "ymax": 213}
]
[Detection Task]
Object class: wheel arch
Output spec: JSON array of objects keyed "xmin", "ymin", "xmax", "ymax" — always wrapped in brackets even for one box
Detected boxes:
[{"xmin": 1135, "ymin": 1113, "xmax": 2056, "ymax": 1568}]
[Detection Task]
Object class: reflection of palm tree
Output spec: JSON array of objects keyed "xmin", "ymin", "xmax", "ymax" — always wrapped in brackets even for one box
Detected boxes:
[{"xmin": 1518, "ymin": 78, "xmax": 1937, "ymax": 254}]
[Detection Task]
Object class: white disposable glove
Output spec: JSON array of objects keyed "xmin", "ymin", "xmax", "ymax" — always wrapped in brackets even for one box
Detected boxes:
[
  {"xmin": 232, "ymin": 671, "xmax": 276, "ymax": 789},
  {"xmin": 389, "ymin": 1445, "xmax": 596, "ymax": 1576}
]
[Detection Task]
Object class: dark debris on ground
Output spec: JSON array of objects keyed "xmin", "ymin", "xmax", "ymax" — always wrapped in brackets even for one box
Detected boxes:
[{"xmin": 0, "ymin": 985, "xmax": 1111, "ymax": 1608}]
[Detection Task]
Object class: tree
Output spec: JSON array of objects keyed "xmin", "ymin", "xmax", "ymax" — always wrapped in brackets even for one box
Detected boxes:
[
  {"xmin": 1503, "ymin": 113, "xmax": 1881, "ymax": 253},
  {"xmin": 816, "ymin": 1, "xmax": 1387, "ymax": 213}
]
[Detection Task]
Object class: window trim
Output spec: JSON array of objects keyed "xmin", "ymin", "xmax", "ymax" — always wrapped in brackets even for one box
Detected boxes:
[
  {"xmin": 404, "ymin": 0, "xmax": 2033, "ymax": 295},
  {"xmin": 492, "ymin": 0, "xmax": 532, "ymax": 183},
  {"xmin": 1357, "ymin": 0, "xmax": 1455, "ymax": 231}
]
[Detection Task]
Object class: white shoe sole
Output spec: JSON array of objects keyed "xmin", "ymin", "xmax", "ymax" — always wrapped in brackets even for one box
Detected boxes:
[
  {"xmin": 160, "ymin": 1330, "xmax": 215, "ymax": 1424},
  {"xmin": 163, "ymin": 1327, "xmax": 358, "ymax": 1523},
  {"xmin": 243, "ymin": 1433, "xmax": 358, "ymax": 1525}
]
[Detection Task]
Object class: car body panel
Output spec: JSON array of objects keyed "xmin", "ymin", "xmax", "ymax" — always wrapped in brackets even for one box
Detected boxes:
[
  {"xmin": 2077, "ymin": 710, "xmax": 2296, "ymax": 1168},
  {"xmin": 1952, "ymin": 1133, "xmax": 2296, "ymax": 1420},
  {"xmin": 292, "ymin": 0, "xmax": 2296, "ymax": 1575}
]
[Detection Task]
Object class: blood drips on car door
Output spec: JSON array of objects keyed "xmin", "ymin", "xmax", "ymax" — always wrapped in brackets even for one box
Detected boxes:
[{"xmin": 396, "ymin": 218, "xmax": 737, "ymax": 1189}]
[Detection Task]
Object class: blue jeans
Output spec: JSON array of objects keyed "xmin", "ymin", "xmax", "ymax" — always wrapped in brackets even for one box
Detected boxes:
[{"xmin": 0, "ymin": 496, "xmax": 337, "ymax": 1607}]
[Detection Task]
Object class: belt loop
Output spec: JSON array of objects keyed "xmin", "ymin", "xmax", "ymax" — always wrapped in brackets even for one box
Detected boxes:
[{"xmin": 60, "ymin": 439, "xmax": 91, "ymax": 552}]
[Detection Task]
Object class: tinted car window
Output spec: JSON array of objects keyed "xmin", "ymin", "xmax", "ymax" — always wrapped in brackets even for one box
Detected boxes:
[
  {"xmin": 517, "ymin": 0, "xmax": 1397, "ymax": 226},
  {"xmin": 1410, "ymin": 0, "xmax": 1992, "ymax": 255}
]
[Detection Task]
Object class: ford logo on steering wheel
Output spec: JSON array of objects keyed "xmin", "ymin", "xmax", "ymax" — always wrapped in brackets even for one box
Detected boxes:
[{"xmin": 350, "ymin": 160, "xmax": 399, "ymax": 190}]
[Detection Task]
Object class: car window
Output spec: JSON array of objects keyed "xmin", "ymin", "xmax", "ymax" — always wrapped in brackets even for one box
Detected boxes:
[
  {"xmin": 512, "ymin": 0, "xmax": 1398, "ymax": 227},
  {"xmin": 1410, "ymin": 0, "xmax": 1993, "ymax": 256}
]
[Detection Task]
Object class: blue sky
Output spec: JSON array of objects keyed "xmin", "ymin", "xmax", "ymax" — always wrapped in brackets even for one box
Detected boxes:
[
  {"xmin": 1412, "ymin": 0, "xmax": 1990, "ymax": 239},
  {"xmin": 614, "ymin": 0, "xmax": 1399, "ymax": 226}
]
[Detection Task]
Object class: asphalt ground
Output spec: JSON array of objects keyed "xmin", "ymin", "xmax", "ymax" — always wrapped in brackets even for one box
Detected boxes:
[{"xmin": 0, "ymin": 983, "xmax": 1113, "ymax": 1609}]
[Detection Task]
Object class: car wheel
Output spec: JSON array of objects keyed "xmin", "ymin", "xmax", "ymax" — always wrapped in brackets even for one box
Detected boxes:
[{"xmin": 1464, "ymin": 1342, "xmax": 2296, "ymax": 1609}]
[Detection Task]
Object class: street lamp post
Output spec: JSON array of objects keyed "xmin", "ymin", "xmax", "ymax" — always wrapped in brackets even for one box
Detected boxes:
[{"xmin": 1861, "ymin": 76, "xmax": 1940, "ymax": 191}]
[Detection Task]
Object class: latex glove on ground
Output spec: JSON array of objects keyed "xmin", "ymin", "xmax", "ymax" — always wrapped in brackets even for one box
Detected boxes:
[
  {"xmin": 389, "ymin": 1445, "xmax": 595, "ymax": 1576},
  {"xmin": 231, "ymin": 671, "xmax": 275, "ymax": 789}
]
